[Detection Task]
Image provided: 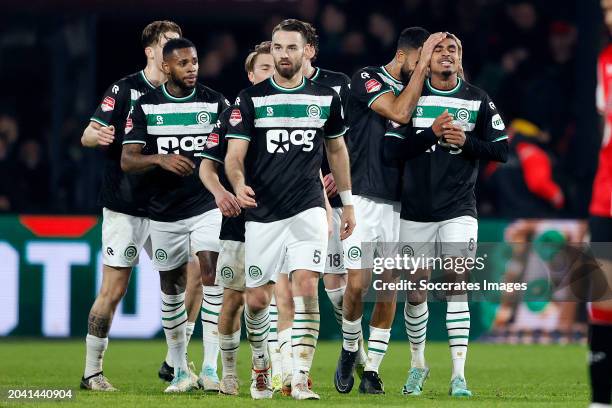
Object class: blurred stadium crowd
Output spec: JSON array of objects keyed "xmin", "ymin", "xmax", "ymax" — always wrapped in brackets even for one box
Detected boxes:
[{"xmin": 0, "ymin": 0, "xmax": 598, "ymax": 217}]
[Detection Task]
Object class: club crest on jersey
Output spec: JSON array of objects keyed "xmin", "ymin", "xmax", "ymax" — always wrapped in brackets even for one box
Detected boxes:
[
  {"xmin": 307, "ymin": 104, "xmax": 321, "ymax": 118},
  {"xmin": 456, "ymin": 108, "xmax": 470, "ymax": 122},
  {"xmin": 197, "ymin": 111, "xmax": 211, "ymax": 125},
  {"xmin": 101, "ymin": 96, "xmax": 115, "ymax": 112},
  {"xmin": 125, "ymin": 117, "xmax": 133, "ymax": 134},
  {"xmin": 206, "ymin": 132, "xmax": 219, "ymax": 148},
  {"xmin": 229, "ymin": 109, "xmax": 242, "ymax": 126},
  {"xmin": 365, "ymin": 79, "xmax": 382, "ymax": 94}
]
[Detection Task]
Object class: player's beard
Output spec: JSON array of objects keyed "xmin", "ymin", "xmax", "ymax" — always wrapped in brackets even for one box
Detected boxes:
[
  {"xmin": 441, "ymin": 69, "xmax": 453, "ymax": 79},
  {"xmin": 400, "ymin": 66, "xmax": 413, "ymax": 84},
  {"xmin": 276, "ymin": 58, "xmax": 303, "ymax": 80},
  {"xmin": 172, "ymin": 76, "xmax": 196, "ymax": 92}
]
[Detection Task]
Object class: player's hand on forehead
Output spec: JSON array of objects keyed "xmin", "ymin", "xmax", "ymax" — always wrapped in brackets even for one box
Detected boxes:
[{"xmin": 418, "ymin": 32, "xmax": 447, "ymax": 64}]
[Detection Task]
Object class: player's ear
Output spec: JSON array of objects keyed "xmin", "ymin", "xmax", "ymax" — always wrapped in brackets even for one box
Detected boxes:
[
  {"xmin": 144, "ymin": 46, "xmax": 154, "ymax": 60},
  {"xmin": 248, "ymin": 71, "xmax": 255, "ymax": 84},
  {"xmin": 304, "ymin": 44, "xmax": 315, "ymax": 60},
  {"xmin": 161, "ymin": 60, "xmax": 170, "ymax": 75},
  {"xmin": 395, "ymin": 49, "xmax": 406, "ymax": 65}
]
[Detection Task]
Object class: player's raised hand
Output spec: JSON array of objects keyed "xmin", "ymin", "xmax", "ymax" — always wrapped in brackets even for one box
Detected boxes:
[
  {"xmin": 97, "ymin": 125, "xmax": 115, "ymax": 146},
  {"xmin": 340, "ymin": 205, "xmax": 356, "ymax": 240},
  {"xmin": 215, "ymin": 190, "xmax": 242, "ymax": 217},
  {"xmin": 432, "ymin": 109, "xmax": 454, "ymax": 137},
  {"xmin": 418, "ymin": 32, "xmax": 447, "ymax": 67},
  {"xmin": 235, "ymin": 184, "xmax": 257, "ymax": 208},
  {"xmin": 157, "ymin": 154, "xmax": 196, "ymax": 176},
  {"xmin": 442, "ymin": 123, "xmax": 467, "ymax": 146},
  {"xmin": 323, "ymin": 173, "xmax": 338, "ymax": 198}
]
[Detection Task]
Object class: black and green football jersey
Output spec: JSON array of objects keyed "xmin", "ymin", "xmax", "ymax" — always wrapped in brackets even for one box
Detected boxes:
[
  {"xmin": 384, "ymin": 78, "xmax": 509, "ymax": 222},
  {"xmin": 196, "ymin": 107, "xmax": 246, "ymax": 242},
  {"xmin": 90, "ymin": 70, "xmax": 157, "ymax": 217},
  {"xmin": 226, "ymin": 76, "xmax": 347, "ymax": 223},
  {"xmin": 309, "ymin": 66, "xmax": 351, "ymax": 208},
  {"xmin": 346, "ymin": 66, "xmax": 405, "ymax": 202},
  {"xmin": 124, "ymin": 82, "xmax": 230, "ymax": 222}
]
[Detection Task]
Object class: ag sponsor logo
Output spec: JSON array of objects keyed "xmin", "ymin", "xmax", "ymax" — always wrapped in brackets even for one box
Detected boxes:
[
  {"xmin": 365, "ymin": 79, "xmax": 382, "ymax": 94},
  {"xmin": 197, "ymin": 111, "xmax": 211, "ymax": 125},
  {"xmin": 416, "ymin": 106, "xmax": 424, "ymax": 117},
  {"xmin": 229, "ymin": 109, "xmax": 242, "ymax": 126},
  {"xmin": 266, "ymin": 107, "xmax": 274, "ymax": 116},
  {"xmin": 111, "ymin": 85, "xmax": 119, "ymax": 94},
  {"xmin": 266, "ymin": 129, "xmax": 316, "ymax": 153},
  {"xmin": 101, "ymin": 96, "xmax": 115, "ymax": 112},
  {"xmin": 156, "ymin": 136, "xmax": 206, "ymax": 154},
  {"xmin": 347, "ymin": 246, "xmax": 362, "ymax": 261},
  {"xmin": 248, "ymin": 265, "xmax": 262, "ymax": 279},
  {"xmin": 491, "ymin": 114, "xmax": 505, "ymax": 130},
  {"xmin": 307, "ymin": 104, "xmax": 321, "ymax": 118}
]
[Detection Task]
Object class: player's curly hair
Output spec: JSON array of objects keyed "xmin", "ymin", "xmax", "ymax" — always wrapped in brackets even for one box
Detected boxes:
[
  {"xmin": 272, "ymin": 19, "xmax": 319, "ymax": 62},
  {"xmin": 244, "ymin": 41, "xmax": 272, "ymax": 74},
  {"xmin": 141, "ymin": 20, "xmax": 182, "ymax": 48}
]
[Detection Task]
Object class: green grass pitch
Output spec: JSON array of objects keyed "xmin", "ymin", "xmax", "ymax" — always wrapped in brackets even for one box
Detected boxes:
[{"xmin": 0, "ymin": 340, "xmax": 588, "ymax": 407}]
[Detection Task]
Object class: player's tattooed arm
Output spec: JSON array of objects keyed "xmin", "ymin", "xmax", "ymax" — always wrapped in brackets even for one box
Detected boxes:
[
  {"xmin": 371, "ymin": 32, "xmax": 447, "ymax": 124},
  {"xmin": 121, "ymin": 144, "xmax": 195, "ymax": 176},
  {"xmin": 81, "ymin": 121, "xmax": 115, "ymax": 148},
  {"xmin": 87, "ymin": 312, "xmax": 111, "ymax": 338}
]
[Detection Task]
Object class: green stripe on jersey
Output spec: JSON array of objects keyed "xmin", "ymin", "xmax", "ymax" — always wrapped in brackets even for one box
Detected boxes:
[
  {"xmin": 254, "ymin": 104, "xmax": 330, "ymax": 120},
  {"xmin": 413, "ymin": 105, "xmax": 478, "ymax": 124},
  {"xmin": 145, "ymin": 111, "xmax": 218, "ymax": 127},
  {"xmin": 251, "ymin": 94, "xmax": 333, "ymax": 108}
]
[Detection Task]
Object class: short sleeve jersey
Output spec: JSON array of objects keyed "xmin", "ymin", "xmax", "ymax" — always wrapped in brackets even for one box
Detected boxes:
[
  {"xmin": 124, "ymin": 82, "xmax": 229, "ymax": 222},
  {"xmin": 90, "ymin": 70, "xmax": 157, "ymax": 216},
  {"xmin": 226, "ymin": 76, "xmax": 347, "ymax": 223},
  {"xmin": 346, "ymin": 66, "xmax": 405, "ymax": 201}
]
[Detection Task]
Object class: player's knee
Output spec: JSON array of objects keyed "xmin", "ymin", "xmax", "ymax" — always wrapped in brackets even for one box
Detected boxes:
[
  {"xmin": 246, "ymin": 291, "xmax": 270, "ymax": 312},
  {"xmin": 225, "ymin": 291, "xmax": 244, "ymax": 311}
]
